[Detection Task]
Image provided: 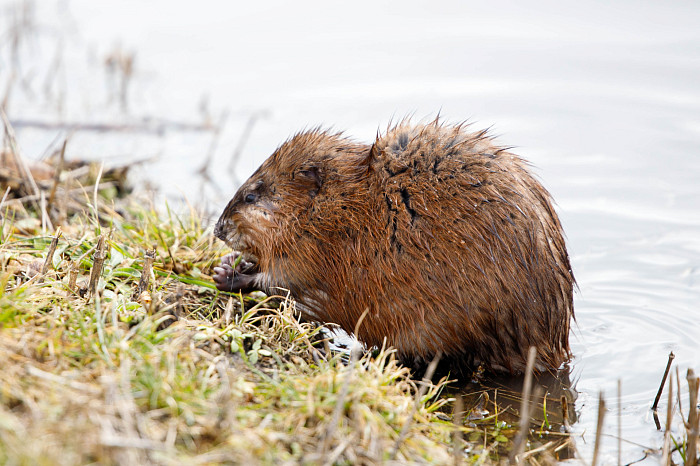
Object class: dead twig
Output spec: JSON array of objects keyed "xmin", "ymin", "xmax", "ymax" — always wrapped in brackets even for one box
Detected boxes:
[
  {"xmin": 46, "ymin": 138, "xmax": 67, "ymax": 219},
  {"xmin": 9, "ymin": 117, "xmax": 214, "ymax": 134},
  {"xmin": 652, "ymin": 352, "xmax": 675, "ymax": 413},
  {"xmin": 67, "ymin": 260, "xmax": 79, "ymax": 294},
  {"xmin": 88, "ymin": 235, "xmax": 106, "ymax": 297},
  {"xmin": 40, "ymin": 226, "xmax": 62, "ymax": 279},
  {"xmin": 133, "ymin": 249, "xmax": 155, "ymax": 301}
]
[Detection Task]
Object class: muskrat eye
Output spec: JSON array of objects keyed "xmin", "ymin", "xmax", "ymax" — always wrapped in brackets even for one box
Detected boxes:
[
  {"xmin": 298, "ymin": 168, "xmax": 320, "ymax": 184},
  {"xmin": 244, "ymin": 193, "xmax": 258, "ymax": 204}
]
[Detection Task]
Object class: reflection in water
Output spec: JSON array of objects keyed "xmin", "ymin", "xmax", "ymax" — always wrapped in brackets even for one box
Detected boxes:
[{"xmin": 450, "ymin": 367, "xmax": 578, "ymax": 461}]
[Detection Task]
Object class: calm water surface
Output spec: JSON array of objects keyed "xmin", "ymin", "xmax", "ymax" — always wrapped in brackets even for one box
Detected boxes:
[{"xmin": 2, "ymin": 1, "xmax": 699, "ymax": 463}]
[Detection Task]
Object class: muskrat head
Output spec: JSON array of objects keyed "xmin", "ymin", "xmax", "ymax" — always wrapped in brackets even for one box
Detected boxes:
[{"xmin": 214, "ymin": 130, "xmax": 368, "ymax": 276}]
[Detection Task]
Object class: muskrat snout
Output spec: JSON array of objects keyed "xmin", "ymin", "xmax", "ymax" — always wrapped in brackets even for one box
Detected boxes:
[
  {"xmin": 213, "ymin": 218, "xmax": 230, "ymax": 243},
  {"xmin": 213, "ymin": 210, "xmax": 261, "ymax": 292}
]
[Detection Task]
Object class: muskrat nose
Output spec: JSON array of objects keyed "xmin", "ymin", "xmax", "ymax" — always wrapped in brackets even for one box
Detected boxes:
[{"xmin": 213, "ymin": 220, "xmax": 227, "ymax": 241}]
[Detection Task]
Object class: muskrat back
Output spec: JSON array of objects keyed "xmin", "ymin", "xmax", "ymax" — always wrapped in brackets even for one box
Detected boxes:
[{"xmin": 214, "ymin": 120, "xmax": 574, "ymax": 374}]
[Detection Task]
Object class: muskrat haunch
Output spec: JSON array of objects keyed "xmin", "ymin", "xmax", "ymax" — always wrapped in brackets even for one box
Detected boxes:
[{"xmin": 213, "ymin": 119, "xmax": 574, "ymax": 374}]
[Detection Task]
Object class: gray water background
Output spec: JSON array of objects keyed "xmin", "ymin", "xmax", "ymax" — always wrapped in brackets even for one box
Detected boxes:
[{"xmin": 2, "ymin": 1, "xmax": 699, "ymax": 463}]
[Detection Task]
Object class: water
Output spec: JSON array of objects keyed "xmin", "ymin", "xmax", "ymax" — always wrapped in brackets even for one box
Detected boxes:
[{"xmin": 2, "ymin": 1, "xmax": 699, "ymax": 463}]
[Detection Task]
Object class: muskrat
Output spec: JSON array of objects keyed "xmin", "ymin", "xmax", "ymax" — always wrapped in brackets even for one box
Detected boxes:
[{"xmin": 213, "ymin": 120, "xmax": 574, "ymax": 374}]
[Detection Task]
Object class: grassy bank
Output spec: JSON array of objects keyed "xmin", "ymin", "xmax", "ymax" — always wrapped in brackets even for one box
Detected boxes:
[
  {"xmin": 1, "ymin": 142, "xmax": 478, "ymax": 465},
  {"xmin": 0, "ymin": 194, "xmax": 460, "ymax": 464}
]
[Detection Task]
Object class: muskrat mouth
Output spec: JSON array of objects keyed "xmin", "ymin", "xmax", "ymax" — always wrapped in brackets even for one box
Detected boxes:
[
  {"xmin": 215, "ymin": 225, "xmax": 261, "ymax": 274},
  {"xmin": 238, "ymin": 251, "xmax": 259, "ymax": 272},
  {"xmin": 230, "ymin": 235, "xmax": 258, "ymax": 267},
  {"xmin": 221, "ymin": 230, "xmax": 257, "ymax": 263}
]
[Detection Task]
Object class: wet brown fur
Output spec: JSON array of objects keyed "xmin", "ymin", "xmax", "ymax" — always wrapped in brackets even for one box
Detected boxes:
[{"xmin": 214, "ymin": 119, "xmax": 574, "ymax": 374}]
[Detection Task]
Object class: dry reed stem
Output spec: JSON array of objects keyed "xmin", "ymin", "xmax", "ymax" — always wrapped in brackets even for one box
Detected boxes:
[
  {"xmin": 1, "ymin": 185, "xmax": 10, "ymax": 210},
  {"xmin": 510, "ymin": 346, "xmax": 537, "ymax": 465},
  {"xmin": 1, "ymin": 107, "xmax": 48, "ymax": 228},
  {"xmin": 453, "ymin": 394, "xmax": 464, "ymax": 466},
  {"xmin": 40, "ymin": 190, "xmax": 47, "ymax": 232},
  {"xmin": 519, "ymin": 440, "xmax": 556, "ymax": 461},
  {"xmin": 91, "ymin": 162, "xmax": 104, "ymax": 225},
  {"xmin": 87, "ymin": 234, "xmax": 106, "ymax": 297},
  {"xmin": 661, "ymin": 375, "xmax": 673, "ymax": 464},
  {"xmin": 678, "ymin": 366, "xmax": 687, "ymax": 429},
  {"xmin": 67, "ymin": 260, "xmax": 79, "ymax": 293},
  {"xmin": 561, "ymin": 395, "xmax": 570, "ymax": 433},
  {"xmin": 1, "ymin": 71, "xmax": 14, "ymax": 110},
  {"xmin": 40, "ymin": 226, "xmax": 61, "ymax": 277},
  {"xmin": 592, "ymin": 391, "xmax": 606, "ymax": 466},
  {"xmin": 687, "ymin": 369, "xmax": 699, "ymax": 466}
]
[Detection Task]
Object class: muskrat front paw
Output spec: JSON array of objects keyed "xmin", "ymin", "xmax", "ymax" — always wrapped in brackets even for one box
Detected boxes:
[
  {"xmin": 220, "ymin": 252, "xmax": 256, "ymax": 270},
  {"xmin": 213, "ymin": 253, "xmax": 257, "ymax": 292}
]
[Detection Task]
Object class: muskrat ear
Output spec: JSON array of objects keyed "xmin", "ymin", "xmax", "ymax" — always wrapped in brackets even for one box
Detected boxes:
[
  {"xmin": 357, "ymin": 141, "xmax": 378, "ymax": 176},
  {"xmin": 368, "ymin": 142, "xmax": 379, "ymax": 163},
  {"xmin": 296, "ymin": 166, "xmax": 322, "ymax": 197}
]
